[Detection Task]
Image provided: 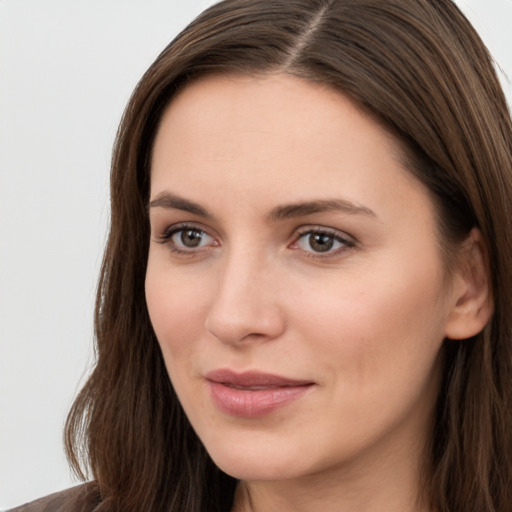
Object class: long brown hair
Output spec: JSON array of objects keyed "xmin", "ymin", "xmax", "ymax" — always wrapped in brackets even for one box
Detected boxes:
[{"xmin": 65, "ymin": 1, "xmax": 512, "ymax": 510}]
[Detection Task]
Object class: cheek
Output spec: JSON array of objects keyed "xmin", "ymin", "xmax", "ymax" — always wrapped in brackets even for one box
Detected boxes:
[
  {"xmin": 293, "ymin": 257, "xmax": 448, "ymax": 391},
  {"xmin": 145, "ymin": 258, "xmax": 211, "ymax": 362}
]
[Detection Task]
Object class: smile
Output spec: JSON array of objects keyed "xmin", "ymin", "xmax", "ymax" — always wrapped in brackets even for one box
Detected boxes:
[{"xmin": 206, "ymin": 369, "xmax": 314, "ymax": 418}]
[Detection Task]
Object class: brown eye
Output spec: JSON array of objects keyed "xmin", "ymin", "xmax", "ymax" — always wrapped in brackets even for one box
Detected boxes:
[
  {"xmin": 180, "ymin": 229, "xmax": 204, "ymax": 247},
  {"xmin": 170, "ymin": 228, "xmax": 213, "ymax": 249},
  {"xmin": 295, "ymin": 229, "xmax": 353, "ymax": 256},
  {"xmin": 308, "ymin": 233, "xmax": 334, "ymax": 252}
]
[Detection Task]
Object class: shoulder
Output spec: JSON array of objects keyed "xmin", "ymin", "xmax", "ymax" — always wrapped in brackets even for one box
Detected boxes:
[{"xmin": 6, "ymin": 483, "xmax": 101, "ymax": 512}]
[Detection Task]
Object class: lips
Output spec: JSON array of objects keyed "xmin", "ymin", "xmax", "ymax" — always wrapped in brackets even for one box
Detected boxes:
[{"xmin": 206, "ymin": 369, "xmax": 314, "ymax": 417}]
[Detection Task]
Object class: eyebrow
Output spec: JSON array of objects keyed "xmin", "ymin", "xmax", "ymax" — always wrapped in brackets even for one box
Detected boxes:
[
  {"xmin": 267, "ymin": 199, "xmax": 376, "ymax": 221},
  {"xmin": 148, "ymin": 192, "xmax": 213, "ymax": 218},
  {"xmin": 148, "ymin": 192, "xmax": 376, "ymax": 220}
]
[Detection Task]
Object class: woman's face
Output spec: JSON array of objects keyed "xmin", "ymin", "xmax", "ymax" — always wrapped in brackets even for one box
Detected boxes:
[{"xmin": 146, "ymin": 74, "xmax": 460, "ymax": 484}]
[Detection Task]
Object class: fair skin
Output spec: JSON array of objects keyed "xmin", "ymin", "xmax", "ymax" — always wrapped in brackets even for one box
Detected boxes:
[{"xmin": 145, "ymin": 74, "xmax": 491, "ymax": 512}]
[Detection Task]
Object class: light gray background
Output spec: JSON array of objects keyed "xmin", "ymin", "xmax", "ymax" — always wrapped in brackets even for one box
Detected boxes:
[{"xmin": 0, "ymin": 0, "xmax": 510, "ymax": 509}]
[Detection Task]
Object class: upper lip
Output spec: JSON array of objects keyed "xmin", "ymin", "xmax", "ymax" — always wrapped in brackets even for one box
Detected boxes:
[{"xmin": 206, "ymin": 369, "xmax": 313, "ymax": 388}]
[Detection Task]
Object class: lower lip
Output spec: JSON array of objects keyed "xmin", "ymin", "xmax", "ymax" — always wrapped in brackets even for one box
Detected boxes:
[{"xmin": 208, "ymin": 381, "xmax": 312, "ymax": 418}]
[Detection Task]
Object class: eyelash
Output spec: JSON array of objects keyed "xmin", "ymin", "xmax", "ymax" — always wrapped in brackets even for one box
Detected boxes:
[
  {"xmin": 156, "ymin": 223, "xmax": 215, "ymax": 256},
  {"xmin": 292, "ymin": 227, "xmax": 355, "ymax": 259},
  {"xmin": 156, "ymin": 223, "xmax": 355, "ymax": 259}
]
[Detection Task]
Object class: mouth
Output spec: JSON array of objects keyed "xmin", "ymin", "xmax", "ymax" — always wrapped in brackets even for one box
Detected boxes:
[{"xmin": 205, "ymin": 369, "xmax": 315, "ymax": 418}]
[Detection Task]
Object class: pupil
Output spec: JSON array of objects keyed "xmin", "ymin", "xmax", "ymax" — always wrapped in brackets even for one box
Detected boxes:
[
  {"xmin": 181, "ymin": 229, "xmax": 202, "ymax": 247},
  {"xmin": 309, "ymin": 233, "xmax": 334, "ymax": 252}
]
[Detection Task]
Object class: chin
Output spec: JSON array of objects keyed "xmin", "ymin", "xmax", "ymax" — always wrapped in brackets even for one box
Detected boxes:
[
  {"xmin": 213, "ymin": 457, "xmax": 298, "ymax": 482},
  {"xmin": 203, "ymin": 437, "xmax": 314, "ymax": 482}
]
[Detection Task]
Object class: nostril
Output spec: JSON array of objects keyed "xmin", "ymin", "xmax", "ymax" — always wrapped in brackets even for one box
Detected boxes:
[{"xmin": 204, "ymin": 301, "xmax": 285, "ymax": 345}]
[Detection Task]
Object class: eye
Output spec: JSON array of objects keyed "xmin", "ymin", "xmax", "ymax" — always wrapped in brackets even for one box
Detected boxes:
[
  {"xmin": 293, "ymin": 228, "xmax": 354, "ymax": 256},
  {"xmin": 156, "ymin": 223, "xmax": 217, "ymax": 255},
  {"xmin": 171, "ymin": 227, "xmax": 213, "ymax": 249}
]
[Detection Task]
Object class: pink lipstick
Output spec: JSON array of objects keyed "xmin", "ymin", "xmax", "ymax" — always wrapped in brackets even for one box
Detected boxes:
[{"xmin": 206, "ymin": 369, "xmax": 314, "ymax": 418}]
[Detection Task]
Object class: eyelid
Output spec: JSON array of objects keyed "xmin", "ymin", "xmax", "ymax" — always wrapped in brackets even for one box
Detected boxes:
[
  {"xmin": 155, "ymin": 222, "xmax": 219, "ymax": 254},
  {"xmin": 290, "ymin": 225, "xmax": 356, "ymax": 258},
  {"xmin": 156, "ymin": 221, "xmax": 213, "ymax": 240},
  {"xmin": 153, "ymin": 221, "xmax": 356, "ymax": 259}
]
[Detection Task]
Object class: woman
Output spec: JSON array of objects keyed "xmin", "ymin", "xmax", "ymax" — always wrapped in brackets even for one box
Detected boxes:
[{"xmin": 12, "ymin": 0, "xmax": 512, "ymax": 511}]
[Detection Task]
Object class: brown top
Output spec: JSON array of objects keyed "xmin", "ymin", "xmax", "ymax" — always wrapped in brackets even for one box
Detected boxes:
[{"xmin": 7, "ymin": 483, "xmax": 100, "ymax": 512}]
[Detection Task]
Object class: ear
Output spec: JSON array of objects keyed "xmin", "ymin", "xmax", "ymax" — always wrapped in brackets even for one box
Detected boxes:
[{"xmin": 444, "ymin": 228, "xmax": 494, "ymax": 340}]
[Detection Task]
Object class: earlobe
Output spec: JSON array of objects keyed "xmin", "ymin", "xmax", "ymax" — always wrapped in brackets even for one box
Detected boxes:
[{"xmin": 444, "ymin": 228, "xmax": 494, "ymax": 340}]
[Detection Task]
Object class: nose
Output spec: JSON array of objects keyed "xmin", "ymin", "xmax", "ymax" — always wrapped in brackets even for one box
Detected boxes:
[{"xmin": 204, "ymin": 250, "xmax": 286, "ymax": 345}]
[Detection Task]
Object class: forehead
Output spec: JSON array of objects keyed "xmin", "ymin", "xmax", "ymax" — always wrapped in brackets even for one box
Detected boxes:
[
  {"xmin": 154, "ymin": 73, "xmax": 398, "ymax": 155},
  {"xmin": 150, "ymin": 73, "xmax": 431, "ymax": 225}
]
